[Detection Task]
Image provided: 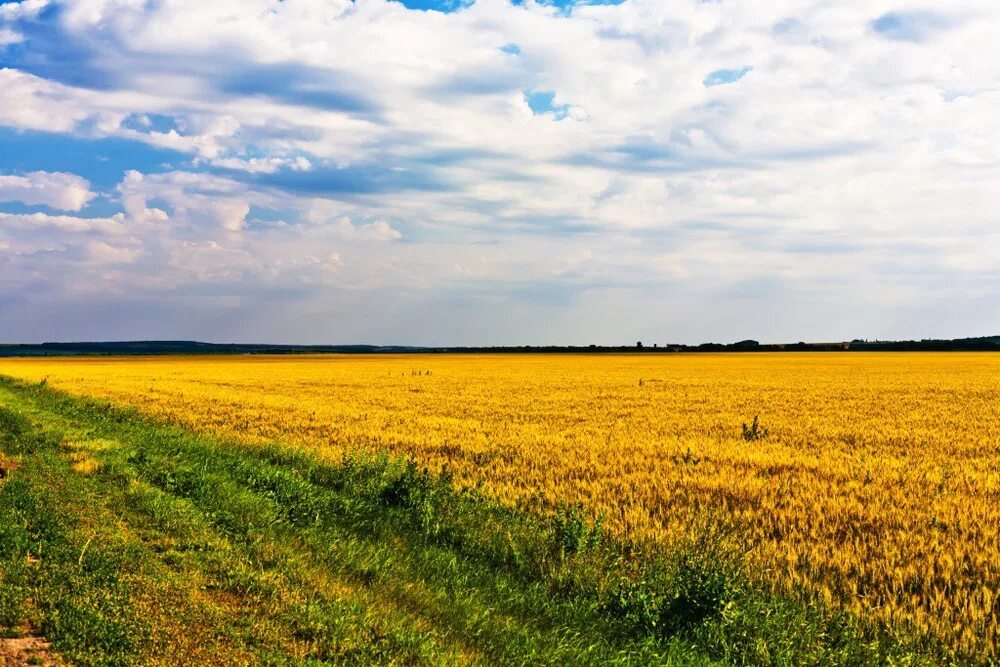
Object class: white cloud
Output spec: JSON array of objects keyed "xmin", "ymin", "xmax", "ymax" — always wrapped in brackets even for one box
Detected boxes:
[
  {"xmin": 0, "ymin": 0, "xmax": 49, "ymax": 21},
  {"xmin": 116, "ymin": 169, "xmax": 259, "ymax": 231},
  {"xmin": 0, "ymin": 210, "xmax": 122, "ymax": 232},
  {"xmin": 1, "ymin": 0, "xmax": 999, "ymax": 342},
  {"xmin": 0, "ymin": 27, "xmax": 22, "ymax": 45},
  {"xmin": 86, "ymin": 239, "xmax": 144, "ymax": 264},
  {"xmin": 210, "ymin": 200, "xmax": 250, "ymax": 232},
  {"xmin": 327, "ymin": 216, "xmax": 402, "ymax": 242},
  {"xmin": 0, "ymin": 171, "xmax": 96, "ymax": 211},
  {"xmin": 209, "ymin": 155, "xmax": 312, "ymax": 174},
  {"xmin": 0, "ymin": 69, "xmax": 92, "ymax": 133}
]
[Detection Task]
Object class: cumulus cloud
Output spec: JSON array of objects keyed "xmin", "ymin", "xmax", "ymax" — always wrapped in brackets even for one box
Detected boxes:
[
  {"xmin": 0, "ymin": 171, "xmax": 96, "ymax": 211},
  {"xmin": 0, "ymin": 210, "xmax": 120, "ymax": 232},
  {"xmin": 0, "ymin": 0, "xmax": 998, "ymax": 343},
  {"xmin": 116, "ymin": 170, "xmax": 258, "ymax": 231},
  {"xmin": 0, "ymin": 69, "xmax": 91, "ymax": 133},
  {"xmin": 0, "ymin": 0, "xmax": 49, "ymax": 21},
  {"xmin": 329, "ymin": 216, "xmax": 403, "ymax": 242},
  {"xmin": 0, "ymin": 27, "xmax": 22, "ymax": 45},
  {"xmin": 86, "ymin": 239, "xmax": 144, "ymax": 264},
  {"xmin": 210, "ymin": 155, "xmax": 313, "ymax": 174}
]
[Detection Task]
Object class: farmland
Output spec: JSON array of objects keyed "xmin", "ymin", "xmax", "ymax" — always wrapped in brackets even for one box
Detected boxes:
[{"xmin": 1, "ymin": 352, "xmax": 998, "ymax": 663}]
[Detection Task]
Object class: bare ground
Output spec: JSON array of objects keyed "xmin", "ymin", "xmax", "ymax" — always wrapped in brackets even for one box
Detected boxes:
[{"xmin": 0, "ymin": 634, "xmax": 64, "ymax": 666}]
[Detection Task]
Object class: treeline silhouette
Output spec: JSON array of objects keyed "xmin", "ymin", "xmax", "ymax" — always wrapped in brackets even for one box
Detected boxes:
[{"xmin": 1, "ymin": 336, "xmax": 999, "ymax": 357}]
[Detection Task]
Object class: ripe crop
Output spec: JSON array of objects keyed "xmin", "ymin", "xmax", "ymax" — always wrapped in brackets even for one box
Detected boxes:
[{"xmin": 1, "ymin": 353, "xmax": 997, "ymax": 658}]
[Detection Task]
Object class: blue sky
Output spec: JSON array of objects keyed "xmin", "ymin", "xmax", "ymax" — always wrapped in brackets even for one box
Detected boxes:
[{"xmin": 0, "ymin": 0, "xmax": 998, "ymax": 345}]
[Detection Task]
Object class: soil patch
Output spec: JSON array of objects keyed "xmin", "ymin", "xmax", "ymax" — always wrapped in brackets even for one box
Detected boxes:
[{"xmin": 0, "ymin": 634, "xmax": 64, "ymax": 666}]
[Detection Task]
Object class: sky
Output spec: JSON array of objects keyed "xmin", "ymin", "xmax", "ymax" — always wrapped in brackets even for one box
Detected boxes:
[{"xmin": 0, "ymin": 0, "xmax": 998, "ymax": 345}]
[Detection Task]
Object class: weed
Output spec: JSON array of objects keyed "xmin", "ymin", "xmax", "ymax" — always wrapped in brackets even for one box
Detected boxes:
[
  {"xmin": 550, "ymin": 504, "xmax": 604, "ymax": 558},
  {"xmin": 380, "ymin": 461, "xmax": 434, "ymax": 510},
  {"xmin": 741, "ymin": 415, "xmax": 769, "ymax": 442}
]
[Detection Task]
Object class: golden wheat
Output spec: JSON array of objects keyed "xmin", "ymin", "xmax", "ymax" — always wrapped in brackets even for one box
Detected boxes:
[{"xmin": 2, "ymin": 353, "xmax": 998, "ymax": 657}]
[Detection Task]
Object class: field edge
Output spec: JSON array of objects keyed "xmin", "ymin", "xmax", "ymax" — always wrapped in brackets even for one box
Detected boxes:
[{"xmin": 0, "ymin": 375, "xmax": 958, "ymax": 666}]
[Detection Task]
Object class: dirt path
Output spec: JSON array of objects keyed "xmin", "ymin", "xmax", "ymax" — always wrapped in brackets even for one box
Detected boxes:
[{"xmin": 0, "ymin": 634, "xmax": 64, "ymax": 666}]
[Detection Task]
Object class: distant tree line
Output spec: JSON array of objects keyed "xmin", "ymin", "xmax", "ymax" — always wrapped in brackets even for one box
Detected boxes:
[{"xmin": 2, "ymin": 336, "xmax": 999, "ymax": 357}]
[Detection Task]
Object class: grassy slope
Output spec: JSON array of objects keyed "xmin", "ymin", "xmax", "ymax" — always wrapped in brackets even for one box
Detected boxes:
[{"xmin": 0, "ymin": 377, "xmax": 949, "ymax": 666}]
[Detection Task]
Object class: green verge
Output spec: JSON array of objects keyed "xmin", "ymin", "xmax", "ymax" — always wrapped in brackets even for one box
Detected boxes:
[{"xmin": 0, "ymin": 376, "xmax": 954, "ymax": 666}]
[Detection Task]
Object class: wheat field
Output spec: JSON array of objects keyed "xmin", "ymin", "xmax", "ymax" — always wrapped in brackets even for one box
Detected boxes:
[{"xmin": 1, "ymin": 353, "xmax": 997, "ymax": 658}]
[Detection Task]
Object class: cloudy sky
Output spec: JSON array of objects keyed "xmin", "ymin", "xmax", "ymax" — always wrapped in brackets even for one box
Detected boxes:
[{"xmin": 1, "ymin": 0, "xmax": 998, "ymax": 345}]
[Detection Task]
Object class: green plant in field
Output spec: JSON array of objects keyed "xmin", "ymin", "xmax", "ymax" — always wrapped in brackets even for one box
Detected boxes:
[
  {"xmin": 741, "ymin": 415, "xmax": 769, "ymax": 442},
  {"xmin": 550, "ymin": 504, "xmax": 604, "ymax": 558}
]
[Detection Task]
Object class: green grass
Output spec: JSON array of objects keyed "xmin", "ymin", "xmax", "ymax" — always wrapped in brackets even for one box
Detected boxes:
[{"xmin": 0, "ymin": 376, "xmax": 954, "ymax": 665}]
